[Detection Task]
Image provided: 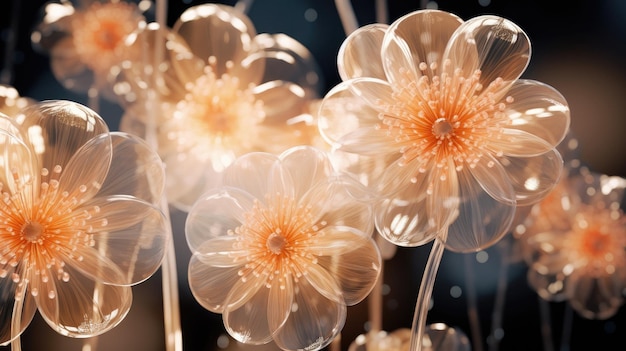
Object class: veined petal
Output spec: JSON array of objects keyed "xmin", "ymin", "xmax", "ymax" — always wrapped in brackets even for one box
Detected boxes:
[
  {"xmin": 95, "ymin": 132, "xmax": 165, "ymax": 204},
  {"xmin": 317, "ymin": 81, "xmax": 382, "ymax": 147},
  {"xmin": 0, "ymin": 126, "xmax": 37, "ymax": 199},
  {"xmin": 504, "ymin": 79, "xmax": 570, "ymax": 147},
  {"xmin": 443, "ymin": 15, "xmax": 530, "ymax": 88},
  {"xmin": 267, "ymin": 270, "xmax": 293, "ymax": 340},
  {"xmin": 346, "ymin": 77, "xmax": 396, "ymax": 112},
  {"xmin": 192, "ymin": 236, "xmax": 249, "ymax": 268},
  {"xmin": 272, "ymin": 277, "xmax": 346, "ymax": 351},
  {"xmin": 313, "ymin": 230, "xmax": 381, "ymax": 305},
  {"xmin": 223, "ymin": 284, "xmax": 273, "ymax": 345},
  {"xmin": 499, "ymin": 149, "xmax": 563, "ymax": 206},
  {"xmin": 162, "ymin": 151, "xmax": 221, "ymax": 212},
  {"xmin": 488, "ymin": 128, "xmax": 559, "ymax": 157},
  {"xmin": 338, "ymin": 24, "xmax": 388, "ymax": 81},
  {"xmin": 78, "ymin": 195, "xmax": 169, "ymax": 285},
  {"xmin": 59, "ymin": 132, "xmax": 112, "ymax": 206},
  {"xmin": 253, "ymin": 81, "xmax": 313, "ymax": 128},
  {"xmin": 188, "ymin": 255, "xmax": 244, "ymax": 313},
  {"xmin": 173, "ymin": 4, "xmax": 257, "ymax": 85},
  {"xmin": 382, "ymin": 10, "xmax": 463, "ymax": 86},
  {"xmin": 185, "ymin": 187, "xmax": 255, "ymax": 252},
  {"xmin": 251, "ymin": 33, "xmax": 322, "ymax": 93},
  {"xmin": 469, "ymin": 153, "xmax": 516, "ymax": 205},
  {"xmin": 446, "ymin": 166, "xmax": 514, "ymax": 252},
  {"xmin": 223, "ymin": 152, "xmax": 293, "ymax": 202},
  {"xmin": 566, "ymin": 271, "xmax": 624, "ymax": 320},
  {"xmin": 375, "ymin": 196, "xmax": 438, "ymax": 247},
  {"xmin": 16, "ymin": 101, "xmax": 109, "ymax": 175},
  {"xmin": 0, "ymin": 279, "xmax": 37, "ymax": 345},
  {"xmin": 34, "ymin": 263, "xmax": 132, "ymax": 338},
  {"xmin": 280, "ymin": 146, "xmax": 333, "ymax": 200}
]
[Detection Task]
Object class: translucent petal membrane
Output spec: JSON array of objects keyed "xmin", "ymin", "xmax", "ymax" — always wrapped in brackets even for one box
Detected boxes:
[
  {"xmin": 505, "ymin": 79, "xmax": 570, "ymax": 147},
  {"xmin": 49, "ymin": 37, "xmax": 94, "ymax": 94},
  {"xmin": 188, "ymin": 253, "xmax": 244, "ymax": 313},
  {"xmin": 0, "ymin": 281, "xmax": 37, "ymax": 345},
  {"xmin": 252, "ymin": 81, "xmax": 314, "ymax": 137},
  {"xmin": 252, "ymin": 33, "xmax": 323, "ymax": 93},
  {"xmin": 223, "ymin": 152, "xmax": 291, "ymax": 202},
  {"xmin": 114, "ymin": 22, "xmax": 204, "ymax": 108},
  {"xmin": 280, "ymin": 146, "xmax": 333, "ymax": 200},
  {"xmin": 567, "ymin": 271, "xmax": 625, "ymax": 320},
  {"xmin": 173, "ymin": 4, "xmax": 259, "ymax": 86},
  {"xmin": 96, "ymin": 132, "xmax": 165, "ymax": 204},
  {"xmin": 338, "ymin": 24, "xmax": 388, "ymax": 81},
  {"xmin": 0, "ymin": 124, "xmax": 36, "ymax": 197},
  {"xmin": 79, "ymin": 195, "xmax": 169, "ymax": 285},
  {"xmin": 0, "ymin": 85, "xmax": 34, "ymax": 117},
  {"xmin": 185, "ymin": 188, "xmax": 254, "ymax": 252},
  {"xmin": 224, "ymin": 282, "xmax": 273, "ymax": 345},
  {"xmin": 272, "ymin": 277, "xmax": 346, "ymax": 351},
  {"xmin": 422, "ymin": 323, "xmax": 471, "ymax": 351},
  {"xmin": 34, "ymin": 263, "xmax": 132, "ymax": 338},
  {"xmin": 381, "ymin": 10, "xmax": 463, "ymax": 85},
  {"xmin": 526, "ymin": 241, "xmax": 569, "ymax": 301},
  {"xmin": 15, "ymin": 101, "xmax": 109, "ymax": 175},
  {"xmin": 31, "ymin": 2, "xmax": 75, "ymax": 53},
  {"xmin": 443, "ymin": 15, "xmax": 530, "ymax": 88}
]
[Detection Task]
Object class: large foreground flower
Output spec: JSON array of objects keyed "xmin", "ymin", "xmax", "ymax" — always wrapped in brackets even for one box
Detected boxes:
[
  {"xmin": 521, "ymin": 170, "xmax": 626, "ymax": 319},
  {"xmin": 0, "ymin": 101, "xmax": 169, "ymax": 343},
  {"xmin": 185, "ymin": 146, "xmax": 381, "ymax": 351},
  {"xmin": 32, "ymin": 0, "xmax": 148, "ymax": 99},
  {"xmin": 115, "ymin": 3, "xmax": 322, "ymax": 211},
  {"xmin": 318, "ymin": 10, "xmax": 570, "ymax": 252}
]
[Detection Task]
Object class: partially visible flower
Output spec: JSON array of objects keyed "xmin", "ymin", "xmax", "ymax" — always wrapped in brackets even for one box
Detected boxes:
[
  {"xmin": 521, "ymin": 169, "xmax": 626, "ymax": 319},
  {"xmin": 113, "ymin": 3, "xmax": 322, "ymax": 211},
  {"xmin": 0, "ymin": 85, "xmax": 35, "ymax": 117},
  {"xmin": 0, "ymin": 100, "xmax": 169, "ymax": 344},
  {"xmin": 349, "ymin": 324, "xmax": 470, "ymax": 351},
  {"xmin": 318, "ymin": 10, "xmax": 570, "ymax": 252},
  {"xmin": 185, "ymin": 146, "xmax": 381, "ymax": 351},
  {"xmin": 31, "ymin": 0, "xmax": 149, "ymax": 99}
]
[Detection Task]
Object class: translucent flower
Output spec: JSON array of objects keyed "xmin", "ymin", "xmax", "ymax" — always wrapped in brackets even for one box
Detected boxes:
[
  {"xmin": 521, "ymin": 169, "xmax": 626, "ymax": 319},
  {"xmin": 318, "ymin": 10, "xmax": 570, "ymax": 252},
  {"xmin": 113, "ymin": 3, "xmax": 322, "ymax": 211},
  {"xmin": 0, "ymin": 100, "xmax": 169, "ymax": 344},
  {"xmin": 31, "ymin": 0, "xmax": 149, "ymax": 98},
  {"xmin": 349, "ymin": 325, "xmax": 470, "ymax": 351},
  {"xmin": 0, "ymin": 85, "xmax": 35, "ymax": 118},
  {"xmin": 185, "ymin": 146, "xmax": 381, "ymax": 351}
]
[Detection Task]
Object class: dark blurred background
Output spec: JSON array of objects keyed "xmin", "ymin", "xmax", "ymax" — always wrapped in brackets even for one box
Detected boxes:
[{"xmin": 1, "ymin": 0, "xmax": 626, "ymax": 350}]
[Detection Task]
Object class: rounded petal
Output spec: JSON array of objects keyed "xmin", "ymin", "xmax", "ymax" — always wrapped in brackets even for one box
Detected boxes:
[
  {"xmin": 566, "ymin": 271, "xmax": 624, "ymax": 320},
  {"xmin": 253, "ymin": 81, "xmax": 315, "ymax": 131},
  {"xmin": 188, "ymin": 254, "xmax": 244, "ymax": 313},
  {"xmin": 0, "ymin": 121, "xmax": 37, "ymax": 198},
  {"xmin": 489, "ymin": 128, "xmax": 560, "ymax": 157},
  {"xmin": 272, "ymin": 277, "xmax": 346, "ymax": 351},
  {"xmin": 78, "ymin": 195, "xmax": 169, "ymax": 285},
  {"xmin": 446, "ymin": 165, "xmax": 515, "ymax": 252},
  {"xmin": 312, "ymin": 227, "xmax": 381, "ymax": 305},
  {"xmin": 15, "ymin": 101, "xmax": 109, "ymax": 175},
  {"xmin": 500, "ymin": 148, "xmax": 564, "ymax": 206},
  {"xmin": 185, "ymin": 187, "xmax": 255, "ymax": 252},
  {"xmin": 280, "ymin": 146, "xmax": 333, "ymax": 200},
  {"xmin": 191, "ymin": 236, "xmax": 249, "ymax": 268},
  {"xmin": 504, "ymin": 79, "xmax": 570, "ymax": 146},
  {"xmin": 95, "ymin": 132, "xmax": 165, "ymax": 204},
  {"xmin": 317, "ymin": 81, "xmax": 387, "ymax": 150},
  {"xmin": 223, "ymin": 284, "xmax": 273, "ymax": 345},
  {"xmin": 223, "ymin": 152, "xmax": 292, "ymax": 202},
  {"xmin": 31, "ymin": 2, "xmax": 75, "ymax": 53},
  {"xmin": 34, "ymin": 263, "xmax": 132, "ymax": 338},
  {"xmin": 251, "ymin": 33, "xmax": 323, "ymax": 92},
  {"xmin": 49, "ymin": 37, "xmax": 95, "ymax": 93},
  {"xmin": 0, "ymin": 280, "xmax": 37, "ymax": 345},
  {"xmin": 338, "ymin": 24, "xmax": 388, "ymax": 81},
  {"xmin": 443, "ymin": 15, "xmax": 530, "ymax": 87},
  {"xmin": 173, "ymin": 4, "xmax": 258, "ymax": 84},
  {"xmin": 382, "ymin": 10, "xmax": 463, "ymax": 86}
]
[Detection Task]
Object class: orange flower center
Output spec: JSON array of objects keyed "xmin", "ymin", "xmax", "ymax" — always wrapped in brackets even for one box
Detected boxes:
[
  {"xmin": 231, "ymin": 193, "xmax": 325, "ymax": 288},
  {"xmin": 0, "ymin": 165, "xmax": 105, "ymax": 299},
  {"xmin": 379, "ymin": 60, "xmax": 513, "ymax": 175},
  {"xmin": 173, "ymin": 60, "xmax": 265, "ymax": 160},
  {"xmin": 72, "ymin": 2, "xmax": 143, "ymax": 73}
]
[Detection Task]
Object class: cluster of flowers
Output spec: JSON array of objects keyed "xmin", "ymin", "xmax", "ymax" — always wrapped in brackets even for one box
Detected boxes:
[{"xmin": 1, "ymin": 0, "xmax": 623, "ymax": 350}]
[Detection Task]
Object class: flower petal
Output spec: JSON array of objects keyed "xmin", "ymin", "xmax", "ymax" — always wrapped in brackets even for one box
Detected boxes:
[
  {"xmin": 504, "ymin": 79, "xmax": 570, "ymax": 147},
  {"xmin": 566, "ymin": 271, "xmax": 625, "ymax": 320},
  {"xmin": 272, "ymin": 277, "xmax": 346, "ymax": 351},
  {"xmin": 223, "ymin": 152, "xmax": 293, "ymax": 202},
  {"xmin": 489, "ymin": 128, "xmax": 559, "ymax": 157},
  {"xmin": 185, "ymin": 187, "xmax": 255, "ymax": 252},
  {"xmin": 78, "ymin": 195, "xmax": 169, "ymax": 285},
  {"xmin": 253, "ymin": 81, "xmax": 315, "ymax": 134},
  {"xmin": 313, "ymin": 228, "xmax": 381, "ymax": 305},
  {"xmin": 173, "ymin": 4, "xmax": 258, "ymax": 85},
  {"xmin": 0, "ymin": 121, "xmax": 37, "ymax": 198},
  {"xmin": 31, "ymin": 2, "xmax": 75, "ymax": 52},
  {"xmin": 446, "ymin": 165, "xmax": 515, "ymax": 252},
  {"xmin": 443, "ymin": 15, "xmax": 530, "ymax": 87},
  {"xmin": 188, "ymin": 254, "xmax": 244, "ymax": 313},
  {"xmin": 0, "ymin": 279, "xmax": 37, "ymax": 345},
  {"xmin": 34, "ymin": 263, "xmax": 132, "ymax": 338},
  {"xmin": 338, "ymin": 24, "xmax": 388, "ymax": 81},
  {"xmin": 500, "ymin": 148, "xmax": 563, "ymax": 206},
  {"xmin": 49, "ymin": 37, "xmax": 95, "ymax": 93},
  {"xmin": 192, "ymin": 236, "xmax": 249, "ymax": 268},
  {"xmin": 280, "ymin": 146, "xmax": 333, "ymax": 200},
  {"xmin": 95, "ymin": 132, "xmax": 165, "ymax": 204},
  {"xmin": 382, "ymin": 10, "xmax": 463, "ymax": 86},
  {"xmin": 223, "ymin": 284, "xmax": 273, "ymax": 345}
]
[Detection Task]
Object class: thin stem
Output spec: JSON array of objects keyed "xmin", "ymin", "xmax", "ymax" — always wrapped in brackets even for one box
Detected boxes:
[
  {"xmin": 1, "ymin": 0, "xmax": 21, "ymax": 84},
  {"xmin": 81, "ymin": 337, "xmax": 99, "ymax": 351},
  {"xmin": 334, "ymin": 0, "xmax": 359, "ymax": 36},
  {"xmin": 538, "ymin": 297, "xmax": 554, "ymax": 351},
  {"xmin": 368, "ymin": 259, "xmax": 384, "ymax": 333},
  {"xmin": 87, "ymin": 86, "xmax": 99, "ymax": 113},
  {"xmin": 464, "ymin": 253, "xmax": 483, "ymax": 351},
  {"xmin": 234, "ymin": 0, "xmax": 254, "ymax": 14},
  {"xmin": 329, "ymin": 333, "xmax": 341, "ymax": 351},
  {"xmin": 408, "ymin": 231, "xmax": 447, "ymax": 351},
  {"xmin": 488, "ymin": 239, "xmax": 511, "ymax": 351},
  {"xmin": 560, "ymin": 303, "xmax": 573, "ymax": 351},
  {"xmin": 375, "ymin": 0, "xmax": 388, "ymax": 24},
  {"xmin": 10, "ymin": 289, "xmax": 24, "ymax": 351}
]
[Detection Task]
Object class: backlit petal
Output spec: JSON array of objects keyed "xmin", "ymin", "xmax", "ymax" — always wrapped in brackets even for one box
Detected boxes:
[
  {"xmin": 280, "ymin": 146, "xmax": 333, "ymax": 200},
  {"xmin": 338, "ymin": 24, "xmax": 388, "ymax": 81},
  {"xmin": 566, "ymin": 271, "xmax": 624, "ymax": 320},
  {"xmin": 192, "ymin": 236, "xmax": 248, "ymax": 268},
  {"xmin": 187, "ymin": 255, "xmax": 244, "ymax": 313},
  {"xmin": 223, "ymin": 152, "xmax": 293, "ymax": 202},
  {"xmin": 0, "ymin": 279, "xmax": 37, "ymax": 345},
  {"xmin": 224, "ymin": 284, "xmax": 273, "ymax": 345}
]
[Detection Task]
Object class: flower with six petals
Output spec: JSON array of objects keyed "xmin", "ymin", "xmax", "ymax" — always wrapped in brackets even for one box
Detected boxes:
[{"xmin": 185, "ymin": 146, "xmax": 381, "ymax": 351}]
